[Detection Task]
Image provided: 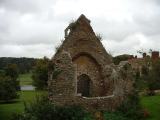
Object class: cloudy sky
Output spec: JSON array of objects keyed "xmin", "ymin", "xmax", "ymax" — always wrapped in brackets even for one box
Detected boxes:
[{"xmin": 0, "ymin": 0, "xmax": 160, "ymax": 58}]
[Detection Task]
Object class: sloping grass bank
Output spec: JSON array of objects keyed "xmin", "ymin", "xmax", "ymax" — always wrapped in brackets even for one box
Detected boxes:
[{"xmin": 141, "ymin": 95, "xmax": 160, "ymax": 120}]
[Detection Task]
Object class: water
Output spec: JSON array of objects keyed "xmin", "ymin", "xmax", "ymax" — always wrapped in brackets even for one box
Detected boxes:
[{"xmin": 21, "ymin": 85, "xmax": 35, "ymax": 91}]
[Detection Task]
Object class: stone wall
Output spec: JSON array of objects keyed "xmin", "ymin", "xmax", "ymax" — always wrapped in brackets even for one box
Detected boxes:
[
  {"xmin": 50, "ymin": 95, "xmax": 124, "ymax": 112},
  {"xmin": 48, "ymin": 51, "xmax": 76, "ymax": 97}
]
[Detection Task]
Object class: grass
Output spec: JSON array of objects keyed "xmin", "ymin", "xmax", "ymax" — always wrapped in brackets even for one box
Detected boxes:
[
  {"xmin": 0, "ymin": 91, "xmax": 160, "ymax": 120},
  {"xmin": 0, "ymin": 90, "xmax": 46, "ymax": 120},
  {"xmin": 19, "ymin": 73, "xmax": 33, "ymax": 86},
  {"xmin": 141, "ymin": 95, "xmax": 160, "ymax": 120},
  {"xmin": 1, "ymin": 71, "xmax": 160, "ymax": 120}
]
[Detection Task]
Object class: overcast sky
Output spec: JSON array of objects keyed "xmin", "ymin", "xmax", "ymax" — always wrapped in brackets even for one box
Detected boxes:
[{"xmin": 0, "ymin": 0, "xmax": 160, "ymax": 58}]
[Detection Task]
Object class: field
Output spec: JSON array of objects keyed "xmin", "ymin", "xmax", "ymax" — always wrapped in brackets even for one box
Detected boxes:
[
  {"xmin": 0, "ymin": 73, "xmax": 36, "ymax": 120},
  {"xmin": 19, "ymin": 73, "xmax": 33, "ymax": 86},
  {"xmin": 0, "ymin": 92, "xmax": 160, "ymax": 120},
  {"xmin": 0, "ymin": 91, "xmax": 46, "ymax": 120},
  {"xmin": 141, "ymin": 95, "xmax": 160, "ymax": 120},
  {"xmin": 0, "ymin": 73, "xmax": 160, "ymax": 120}
]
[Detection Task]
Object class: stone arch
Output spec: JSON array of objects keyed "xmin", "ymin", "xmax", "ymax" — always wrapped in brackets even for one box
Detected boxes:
[
  {"xmin": 77, "ymin": 74, "xmax": 92, "ymax": 97},
  {"xmin": 72, "ymin": 52, "xmax": 100, "ymax": 67},
  {"xmin": 72, "ymin": 52, "xmax": 102, "ymax": 96}
]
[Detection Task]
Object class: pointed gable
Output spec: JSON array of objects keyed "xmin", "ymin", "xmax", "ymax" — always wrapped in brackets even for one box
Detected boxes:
[{"xmin": 54, "ymin": 14, "xmax": 112, "ymax": 65}]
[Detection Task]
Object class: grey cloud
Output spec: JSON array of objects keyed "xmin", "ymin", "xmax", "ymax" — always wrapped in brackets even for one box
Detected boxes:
[
  {"xmin": 103, "ymin": 33, "xmax": 160, "ymax": 57},
  {"xmin": 95, "ymin": 1, "xmax": 160, "ymax": 38},
  {"xmin": 0, "ymin": 0, "xmax": 56, "ymax": 14},
  {"xmin": 92, "ymin": 18, "xmax": 139, "ymax": 41},
  {"xmin": 0, "ymin": 44, "xmax": 54, "ymax": 58},
  {"xmin": 0, "ymin": 0, "xmax": 160, "ymax": 57},
  {"xmin": 0, "ymin": 20, "xmax": 65, "ymax": 45},
  {"xmin": 154, "ymin": 0, "xmax": 160, "ymax": 5}
]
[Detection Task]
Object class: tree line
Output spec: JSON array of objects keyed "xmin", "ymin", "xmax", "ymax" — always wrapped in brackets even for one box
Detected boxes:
[
  {"xmin": 0, "ymin": 57, "xmax": 38, "ymax": 74},
  {"xmin": 0, "ymin": 57, "xmax": 38, "ymax": 102}
]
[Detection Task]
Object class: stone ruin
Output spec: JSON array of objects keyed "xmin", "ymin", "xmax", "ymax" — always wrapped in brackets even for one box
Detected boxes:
[{"xmin": 48, "ymin": 14, "xmax": 134, "ymax": 111}]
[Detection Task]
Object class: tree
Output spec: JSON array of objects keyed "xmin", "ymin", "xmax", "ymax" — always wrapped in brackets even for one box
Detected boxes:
[
  {"xmin": 0, "ymin": 57, "xmax": 37, "ymax": 74},
  {"xmin": 148, "ymin": 59, "xmax": 160, "ymax": 91},
  {"xmin": 5, "ymin": 64, "xmax": 20, "ymax": 90},
  {"xmin": 0, "ymin": 64, "xmax": 19, "ymax": 102},
  {"xmin": 113, "ymin": 54, "xmax": 133, "ymax": 65},
  {"xmin": 0, "ymin": 75, "xmax": 18, "ymax": 102},
  {"xmin": 32, "ymin": 57, "xmax": 61, "ymax": 90},
  {"xmin": 5, "ymin": 63, "xmax": 19, "ymax": 80},
  {"xmin": 140, "ymin": 59, "xmax": 160, "ymax": 95},
  {"xmin": 32, "ymin": 58, "xmax": 48, "ymax": 90}
]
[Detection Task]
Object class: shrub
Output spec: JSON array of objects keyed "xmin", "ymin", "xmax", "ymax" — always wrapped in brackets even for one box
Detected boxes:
[
  {"xmin": 104, "ymin": 112, "xmax": 128, "ymax": 120},
  {"xmin": 12, "ymin": 96, "xmax": 88, "ymax": 120},
  {"xmin": 96, "ymin": 33, "xmax": 103, "ymax": 41},
  {"xmin": 117, "ymin": 91, "xmax": 144, "ymax": 120},
  {"xmin": 104, "ymin": 94, "xmax": 145, "ymax": 120}
]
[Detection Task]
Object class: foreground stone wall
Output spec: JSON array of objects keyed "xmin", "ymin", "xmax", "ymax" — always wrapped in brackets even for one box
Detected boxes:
[{"xmin": 50, "ymin": 95, "xmax": 124, "ymax": 112}]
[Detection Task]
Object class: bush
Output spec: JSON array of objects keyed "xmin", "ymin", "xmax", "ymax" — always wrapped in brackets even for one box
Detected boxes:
[
  {"xmin": 12, "ymin": 96, "xmax": 88, "ymax": 120},
  {"xmin": 104, "ymin": 112, "xmax": 128, "ymax": 120},
  {"xmin": 117, "ymin": 91, "xmax": 144, "ymax": 120}
]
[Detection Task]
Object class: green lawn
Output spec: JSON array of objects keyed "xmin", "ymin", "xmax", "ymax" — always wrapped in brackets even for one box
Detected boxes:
[
  {"xmin": 0, "ymin": 90, "xmax": 160, "ymax": 120},
  {"xmin": 141, "ymin": 95, "xmax": 160, "ymax": 120},
  {"xmin": 19, "ymin": 73, "xmax": 33, "ymax": 86},
  {"xmin": 0, "ymin": 91, "xmax": 46, "ymax": 120}
]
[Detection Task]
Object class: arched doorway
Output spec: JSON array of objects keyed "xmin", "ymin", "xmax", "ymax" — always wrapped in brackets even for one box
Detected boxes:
[{"xmin": 77, "ymin": 74, "xmax": 91, "ymax": 97}]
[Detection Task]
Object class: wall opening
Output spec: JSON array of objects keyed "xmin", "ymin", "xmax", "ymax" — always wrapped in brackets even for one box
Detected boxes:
[{"xmin": 77, "ymin": 74, "xmax": 91, "ymax": 97}]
